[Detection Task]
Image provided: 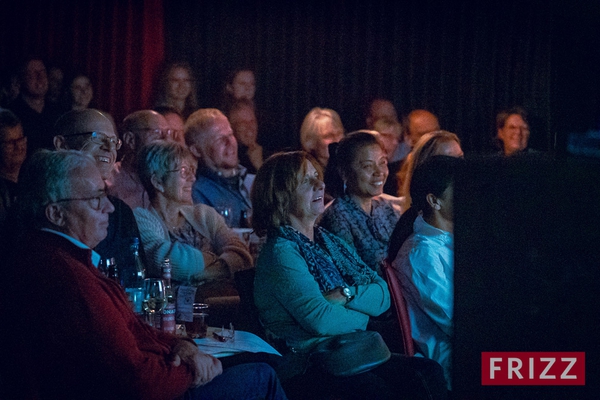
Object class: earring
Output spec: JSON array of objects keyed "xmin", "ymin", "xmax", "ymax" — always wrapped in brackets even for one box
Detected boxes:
[{"xmin": 434, "ymin": 203, "xmax": 441, "ymax": 210}]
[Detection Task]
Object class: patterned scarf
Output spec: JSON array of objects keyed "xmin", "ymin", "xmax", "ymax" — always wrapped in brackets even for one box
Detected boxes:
[{"xmin": 277, "ymin": 225, "xmax": 379, "ymax": 293}]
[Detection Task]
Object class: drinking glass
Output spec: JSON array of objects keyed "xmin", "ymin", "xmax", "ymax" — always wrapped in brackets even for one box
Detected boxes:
[
  {"xmin": 143, "ymin": 278, "xmax": 166, "ymax": 328},
  {"xmin": 215, "ymin": 206, "xmax": 234, "ymax": 227}
]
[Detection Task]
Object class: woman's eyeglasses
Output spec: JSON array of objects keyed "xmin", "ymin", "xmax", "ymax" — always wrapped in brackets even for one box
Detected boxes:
[{"xmin": 167, "ymin": 166, "xmax": 196, "ymax": 179}]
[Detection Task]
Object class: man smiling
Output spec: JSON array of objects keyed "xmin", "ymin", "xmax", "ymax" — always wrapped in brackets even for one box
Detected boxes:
[{"xmin": 54, "ymin": 108, "xmax": 145, "ymax": 276}]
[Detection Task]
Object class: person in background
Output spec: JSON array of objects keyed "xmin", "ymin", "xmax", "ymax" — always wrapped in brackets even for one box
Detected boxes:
[
  {"xmin": 8, "ymin": 58, "xmax": 62, "ymax": 154},
  {"xmin": 154, "ymin": 105, "xmax": 187, "ymax": 144},
  {"xmin": 65, "ymin": 72, "xmax": 94, "ymax": 111},
  {"xmin": 153, "ymin": 61, "xmax": 198, "ymax": 120},
  {"xmin": 53, "ymin": 108, "xmax": 146, "ymax": 276},
  {"xmin": 134, "ymin": 141, "xmax": 252, "ymax": 302},
  {"xmin": 228, "ymin": 98, "xmax": 265, "ymax": 173},
  {"xmin": 391, "ymin": 155, "xmax": 461, "ymax": 389},
  {"xmin": 373, "ymin": 116, "xmax": 407, "ymax": 196},
  {"xmin": 46, "ymin": 65, "xmax": 64, "ymax": 106},
  {"xmin": 365, "ymin": 98, "xmax": 399, "ymax": 130},
  {"xmin": 222, "ymin": 69, "xmax": 256, "ymax": 107},
  {"xmin": 300, "ymin": 107, "xmax": 344, "ymax": 169},
  {"xmin": 185, "ymin": 108, "xmax": 253, "ymax": 228},
  {"xmin": 320, "ymin": 131, "xmax": 403, "ymax": 276},
  {"xmin": 252, "ymin": 151, "xmax": 447, "ymax": 399},
  {"xmin": 403, "ymin": 109, "xmax": 440, "ymax": 148},
  {"xmin": 495, "ymin": 106, "xmax": 531, "ymax": 156},
  {"xmin": 107, "ymin": 109, "xmax": 172, "ymax": 210},
  {"xmin": 396, "ymin": 130, "xmax": 463, "ymax": 208},
  {"xmin": 0, "ymin": 149, "xmax": 287, "ymax": 400},
  {"xmin": 0, "ymin": 65, "xmax": 21, "ymax": 108},
  {"xmin": 0, "ymin": 110, "xmax": 26, "ymax": 223}
]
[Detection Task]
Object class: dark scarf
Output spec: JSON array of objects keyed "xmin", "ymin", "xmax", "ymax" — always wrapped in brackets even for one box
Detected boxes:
[{"xmin": 277, "ymin": 225, "xmax": 379, "ymax": 293}]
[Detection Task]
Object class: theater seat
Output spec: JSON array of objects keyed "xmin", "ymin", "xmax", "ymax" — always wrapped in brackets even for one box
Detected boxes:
[{"xmin": 381, "ymin": 258, "xmax": 415, "ymax": 356}]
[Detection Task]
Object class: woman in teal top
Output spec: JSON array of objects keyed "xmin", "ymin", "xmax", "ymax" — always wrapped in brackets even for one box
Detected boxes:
[{"xmin": 251, "ymin": 151, "xmax": 447, "ymax": 400}]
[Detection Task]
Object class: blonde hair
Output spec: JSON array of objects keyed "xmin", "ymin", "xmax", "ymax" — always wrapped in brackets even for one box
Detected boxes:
[
  {"xmin": 299, "ymin": 107, "xmax": 344, "ymax": 155},
  {"xmin": 397, "ymin": 130, "xmax": 461, "ymax": 202}
]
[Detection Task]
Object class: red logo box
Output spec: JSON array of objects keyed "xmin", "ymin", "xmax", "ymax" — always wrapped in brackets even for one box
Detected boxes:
[{"xmin": 481, "ymin": 352, "xmax": 585, "ymax": 386}]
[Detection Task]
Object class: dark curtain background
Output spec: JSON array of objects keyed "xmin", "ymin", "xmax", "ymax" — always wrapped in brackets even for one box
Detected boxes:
[
  {"xmin": 164, "ymin": 0, "xmax": 599, "ymax": 154},
  {"xmin": 0, "ymin": 0, "xmax": 165, "ymax": 125}
]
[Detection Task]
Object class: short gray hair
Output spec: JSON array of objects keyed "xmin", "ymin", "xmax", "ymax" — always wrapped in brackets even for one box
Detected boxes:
[
  {"xmin": 17, "ymin": 149, "xmax": 96, "ymax": 228},
  {"xmin": 184, "ymin": 108, "xmax": 225, "ymax": 148},
  {"xmin": 137, "ymin": 141, "xmax": 195, "ymax": 199}
]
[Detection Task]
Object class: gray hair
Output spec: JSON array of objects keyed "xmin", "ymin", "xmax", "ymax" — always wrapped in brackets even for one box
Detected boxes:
[
  {"xmin": 17, "ymin": 149, "xmax": 96, "ymax": 228},
  {"xmin": 137, "ymin": 141, "xmax": 195, "ymax": 199},
  {"xmin": 184, "ymin": 108, "xmax": 225, "ymax": 149}
]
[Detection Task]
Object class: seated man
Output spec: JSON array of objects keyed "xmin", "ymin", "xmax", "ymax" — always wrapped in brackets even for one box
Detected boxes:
[
  {"xmin": 495, "ymin": 106, "xmax": 532, "ymax": 156},
  {"xmin": 185, "ymin": 108, "xmax": 253, "ymax": 228},
  {"xmin": 0, "ymin": 149, "xmax": 287, "ymax": 400},
  {"xmin": 53, "ymin": 108, "xmax": 146, "ymax": 284},
  {"xmin": 0, "ymin": 109, "xmax": 26, "ymax": 223},
  {"xmin": 107, "ymin": 109, "xmax": 173, "ymax": 210}
]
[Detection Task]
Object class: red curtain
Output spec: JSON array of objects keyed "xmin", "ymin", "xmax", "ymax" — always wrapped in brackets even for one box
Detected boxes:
[{"xmin": 1, "ymin": 0, "xmax": 165, "ymax": 125}]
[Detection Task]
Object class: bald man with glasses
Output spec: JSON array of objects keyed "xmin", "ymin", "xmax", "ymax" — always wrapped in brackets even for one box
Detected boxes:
[
  {"xmin": 54, "ymin": 108, "xmax": 146, "ymax": 284},
  {"xmin": 107, "ymin": 109, "xmax": 173, "ymax": 210}
]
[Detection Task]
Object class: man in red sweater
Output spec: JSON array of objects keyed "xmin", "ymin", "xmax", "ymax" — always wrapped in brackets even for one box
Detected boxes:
[{"xmin": 0, "ymin": 149, "xmax": 287, "ymax": 400}]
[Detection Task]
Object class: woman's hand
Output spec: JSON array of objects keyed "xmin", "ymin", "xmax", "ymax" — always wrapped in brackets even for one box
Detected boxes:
[{"xmin": 324, "ymin": 287, "xmax": 347, "ymax": 306}]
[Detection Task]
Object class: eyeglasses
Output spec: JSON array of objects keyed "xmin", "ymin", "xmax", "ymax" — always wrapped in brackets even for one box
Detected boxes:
[
  {"xmin": 135, "ymin": 128, "xmax": 175, "ymax": 140},
  {"xmin": 1, "ymin": 136, "xmax": 27, "ymax": 148},
  {"xmin": 63, "ymin": 131, "xmax": 122, "ymax": 150},
  {"xmin": 167, "ymin": 166, "xmax": 196, "ymax": 179},
  {"xmin": 52, "ymin": 191, "xmax": 109, "ymax": 211}
]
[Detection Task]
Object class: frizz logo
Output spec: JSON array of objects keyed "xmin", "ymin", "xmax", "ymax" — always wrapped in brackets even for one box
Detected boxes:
[{"xmin": 481, "ymin": 352, "xmax": 585, "ymax": 386}]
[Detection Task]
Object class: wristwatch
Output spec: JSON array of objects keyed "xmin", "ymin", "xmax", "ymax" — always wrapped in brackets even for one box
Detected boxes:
[{"xmin": 341, "ymin": 287, "xmax": 355, "ymax": 304}]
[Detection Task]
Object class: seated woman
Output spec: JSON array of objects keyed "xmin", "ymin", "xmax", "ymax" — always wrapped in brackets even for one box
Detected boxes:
[
  {"xmin": 252, "ymin": 151, "xmax": 447, "ymax": 400},
  {"xmin": 391, "ymin": 155, "xmax": 461, "ymax": 389},
  {"xmin": 320, "ymin": 131, "xmax": 403, "ymax": 275},
  {"xmin": 134, "ymin": 141, "xmax": 252, "ymax": 301},
  {"xmin": 153, "ymin": 62, "xmax": 198, "ymax": 120}
]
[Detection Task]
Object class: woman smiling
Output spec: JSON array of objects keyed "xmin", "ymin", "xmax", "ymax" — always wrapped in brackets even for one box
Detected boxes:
[{"xmin": 320, "ymin": 131, "xmax": 403, "ymax": 275}]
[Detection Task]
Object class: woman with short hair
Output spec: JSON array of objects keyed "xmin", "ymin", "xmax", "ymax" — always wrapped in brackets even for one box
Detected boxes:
[{"xmin": 134, "ymin": 141, "xmax": 251, "ymax": 299}]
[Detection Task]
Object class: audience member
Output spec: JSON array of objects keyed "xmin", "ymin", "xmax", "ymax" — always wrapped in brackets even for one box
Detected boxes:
[
  {"xmin": 153, "ymin": 61, "xmax": 198, "ymax": 120},
  {"xmin": 495, "ymin": 106, "xmax": 531, "ymax": 156},
  {"xmin": 403, "ymin": 109, "xmax": 440, "ymax": 149},
  {"xmin": 396, "ymin": 130, "xmax": 463, "ymax": 206},
  {"xmin": 107, "ymin": 109, "xmax": 172, "ymax": 210},
  {"xmin": 300, "ymin": 107, "xmax": 344, "ymax": 168},
  {"xmin": 320, "ymin": 131, "xmax": 403, "ymax": 275},
  {"xmin": 65, "ymin": 72, "xmax": 94, "ymax": 111},
  {"xmin": 134, "ymin": 141, "xmax": 252, "ymax": 302},
  {"xmin": 54, "ymin": 108, "xmax": 145, "ymax": 281},
  {"xmin": 373, "ymin": 116, "xmax": 408, "ymax": 195},
  {"xmin": 0, "ymin": 110, "xmax": 26, "ymax": 223},
  {"xmin": 0, "ymin": 66, "xmax": 20, "ymax": 108},
  {"xmin": 391, "ymin": 155, "xmax": 461, "ymax": 389},
  {"xmin": 365, "ymin": 98, "xmax": 399, "ymax": 129},
  {"xmin": 185, "ymin": 108, "xmax": 253, "ymax": 228},
  {"xmin": 252, "ymin": 151, "xmax": 447, "ymax": 399},
  {"xmin": 8, "ymin": 58, "xmax": 62, "ymax": 154},
  {"xmin": 46, "ymin": 65, "xmax": 64, "ymax": 106},
  {"xmin": 154, "ymin": 105, "xmax": 186, "ymax": 144},
  {"xmin": 228, "ymin": 98, "xmax": 265, "ymax": 173},
  {"xmin": 222, "ymin": 69, "xmax": 256, "ymax": 107},
  {"xmin": 0, "ymin": 149, "xmax": 287, "ymax": 400}
]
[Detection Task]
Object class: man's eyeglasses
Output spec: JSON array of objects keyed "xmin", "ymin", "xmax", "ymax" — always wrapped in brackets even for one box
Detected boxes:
[
  {"xmin": 52, "ymin": 191, "xmax": 109, "ymax": 211},
  {"xmin": 1, "ymin": 136, "xmax": 27, "ymax": 148},
  {"xmin": 167, "ymin": 166, "xmax": 196, "ymax": 179},
  {"xmin": 63, "ymin": 131, "xmax": 122, "ymax": 150},
  {"xmin": 135, "ymin": 128, "xmax": 175, "ymax": 140}
]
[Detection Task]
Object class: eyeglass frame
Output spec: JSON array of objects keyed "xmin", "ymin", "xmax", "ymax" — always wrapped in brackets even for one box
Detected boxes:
[
  {"xmin": 62, "ymin": 131, "xmax": 122, "ymax": 150},
  {"xmin": 132, "ymin": 128, "xmax": 175, "ymax": 140},
  {"xmin": 0, "ymin": 135, "xmax": 27, "ymax": 148},
  {"xmin": 167, "ymin": 165, "xmax": 196, "ymax": 179},
  {"xmin": 50, "ymin": 190, "xmax": 109, "ymax": 211}
]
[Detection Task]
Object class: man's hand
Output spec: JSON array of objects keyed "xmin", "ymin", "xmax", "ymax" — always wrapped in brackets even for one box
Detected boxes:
[{"xmin": 171, "ymin": 339, "xmax": 223, "ymax": 387}]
